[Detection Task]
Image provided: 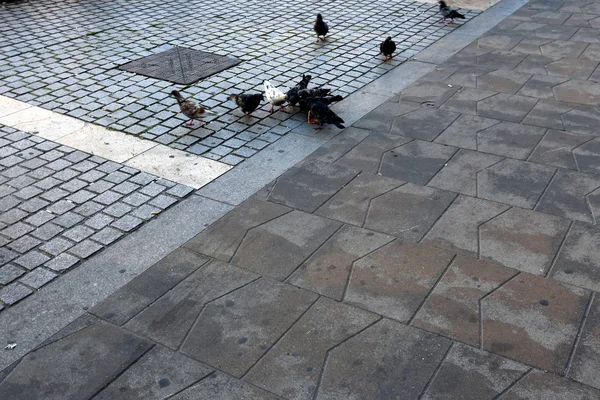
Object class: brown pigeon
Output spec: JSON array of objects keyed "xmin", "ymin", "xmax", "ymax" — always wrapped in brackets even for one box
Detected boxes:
[{"xmin": 170, "ymin": 90, "xmax": 215, "ymax": 127}]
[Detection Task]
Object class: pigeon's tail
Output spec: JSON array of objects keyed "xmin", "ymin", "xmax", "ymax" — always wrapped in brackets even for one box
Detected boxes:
[
  {"xmin": 449, "ymin": 10, "xmax": 465, "ymax": 18},
  {"xmin": 203, "ymin": 109, "xmax": 220, "ymax": 116},
  {"xmin": 333, "ymin": 122, "xmax": 345, "ymax": 129},
  {"xmin": 330, "ymin": 95, "xmax": 343, "ymax": 102}
]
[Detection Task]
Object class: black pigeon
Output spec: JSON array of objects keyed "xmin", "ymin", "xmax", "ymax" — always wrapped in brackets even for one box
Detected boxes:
[
  {"xmin": 287, "ymin": 74, "xmax": 312, "ymax": 106},
  {"xmin": 380, "ymin": 36, "xmax": 396, "ymax": 61},
  {"xmin": 439, "ymin": 1, "xmax": 465, "ymax": 23},
  {"xmin": 299, "ymin": 95, "xmax": 343, "ymax": 113},
  {"xmin": 229, "ymin": 92, "xmax": 264, "ymax": 116},
  {"xmin": 307, "ymin": 99, "xmax": 345, "ymax": 130},
  {"xmin": 314, "ymin": 13, "xmax": 329, "ymax": 41},
  {"xmin": 298, "ymin": 87, "xmax": 331, "ymax": 100}
]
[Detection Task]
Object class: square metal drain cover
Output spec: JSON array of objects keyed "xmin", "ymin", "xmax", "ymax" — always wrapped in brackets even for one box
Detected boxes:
[{"xmin": 118, "ymin": 46, "xmax": 241, "ymax": 85}]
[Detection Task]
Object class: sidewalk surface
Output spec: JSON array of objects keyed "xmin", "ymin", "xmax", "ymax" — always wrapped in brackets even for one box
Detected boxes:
[{"xmin": 2, "ymin": 0, "xmax": 600, "ymax": 398}]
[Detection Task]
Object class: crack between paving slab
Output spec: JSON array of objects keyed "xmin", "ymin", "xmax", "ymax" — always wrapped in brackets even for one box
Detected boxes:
[
  {"xmin": 361, "ymin": 181, "xmax": 408, "ymax": 228},
  {"xmin": 429, "ymin": 112, "xmax": 463, "ymax": 143},
  {"xmin": 478, "ymin": 271, "xmax": 521, "ymax": 349},
  {"xmin": 563, "ymin": 291, "xmax": 595, "ymax": 377},
  {"xmin": 474, "ymin": 118, "xmax": 504, "ymax": 153},
  {"xmin": 417, "ymin": 342, "xmax": 454, "ymax": 400},
  {"xmin": 532, "ymin": 166, "xmax": 559, "ymax": 212},
  {"xmin": 240, "ymin": 295, "xmax": 320, "ymax": 380},
  {"xmin": 525, "ymin": 128, "xmax": 550, "ymax": 162},
  {"xmin": 492, "ymin": 368, "xmax": 532, "ymax": 399},
  {"xmin": 571, "ymin": 136, "xmax": 597, "ymax": 174},
  {"xmin": 311, "ymin": 316, "xmax": 382, "ymax": 400},
  {"xmin": 166, "ymin": 370, "xmax": 217, "ymax": 399},
  {"xmin": 375, "ymin": 138, "xmax": 416, "ymax": 176},
  {"xmin": 586, "ymin": 195, "xmax": 597, "ymax": 225},
  {"xmin": 544, "ymin": 220, "xmax": 573, "ymax": 278},
  {"xmin": 423, "ymin": 146, "xmax": 461, "ymax": 188},
  {"xmin": 408, "ymin": 254, "xmax": 457, "ymax": 326},
  {"xmin": 311, "ymin": 169, "xmax": 362, "ymax": 217},
  {"xmin": 417, "ymin": 191, "xmax": 459, "ymax": 244},
  {"xmin": 475, "ymin": 156, "xmax": 507, "ymax": 199}
]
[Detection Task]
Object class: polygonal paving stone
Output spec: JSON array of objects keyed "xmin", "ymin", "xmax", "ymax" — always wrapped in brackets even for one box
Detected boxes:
[
  {"xmin": 306, "ymin": 127, "xmax": 371, "ymax": 164},
  {"xmin": 379, "ymin": 140, "xmax": 457, "ymax": 185},
  {"xmin": 351, "ymin": 101, "xmax": 421, "ymax": 133},
  {"xmin": 314, "ymin": 173, "xmax": 404, "ymax": 226},
  {"xmin": 316, "ymin": 319, "xmax": 451, "ymax": 400},
  {"xmin": 413, "ymin": 256, "xmax": 516, "ymax": 345},
  {"xmin": 477, "ymin": 34, "xmax": 524, "ymax": 50},
  {"xmin": 287, "ymin": 225, "xmax": 392, "ymax": 300},
  {"xmin": 551, "ymin": 222, "xmax": 600, "ymax": 292},
  {"xmin": 391, "ymin": 108, "xmax": 460, "ymax": 141},
  {"xmin": 477, "ymin": 70, "xmax": 532, "ymax": 94},
  {"xmin": 170, "ymin": 372, "xmax": 279, "ymax": 400},
  {"xmin": 554, "ymin": 79, "xmax": 600, "ymax": 105},
  {"xmin": 522, "ymin": 99, "xmax": 574, "ymax": 130},
  {"xmin": 231, "ymin": 210, "xmax": 341, "ymax": 280},
  {"xmin": 502, "ymin": 371, "xmax": 600, "ymax": 399},
  {"xmin": 0, "ymin": 322, "xmax": 153, "ymax": 400},
  {"xmin": 477, "ymin": 51, "xmax": 527, "ymax": 69},
  {"xmin": 562, "ymin": 105, "xmax": 600, "ymax": 134},
  {"xmin": 422, "ymin": 195, "xmax": 510, "ymax": 255},
  {"xmin": 345, "ymin": 240, "xmax": 455, "ymax": 321},
  {"xmin": 534, "ymin": 24, "xmax": 579, "ymax": 40},
  {"xmin": 511, "ymin": 36, "xmax": 551, "ymax": 55},
  {"xmin": 570, "ymin": 295, "xmax": 600, "ymax": 389},
  {"xmin": 91, "ymin": 248, "xmax": 210, "ymax": 325},
  {"xmin": 536, "ymin": 169, "xmax": 600, "ymax": 223},
  {"xmin": 245, "ymin": 298, "xmax": 379, "ymax": 399},
  {"xmin": 547, "ymin": 59, "xmax": 599, "ymax": 80},
  {"xmin": 439, "ymin": 88, "xmax": 497, "ymax": 115},
  {"xmin": 529, "ymin": 130, "xmax": 594, "ymax": 170},
  {"xmin": 124, "ymin": 260, "xmax": 257, "ymax": 349},
  {"xmin": 481, "ymin": 273, "xmax": 590, "ymax": 373},
  {"xmin": 179, "ymin": 278, "xmax": 317, "ymax": 377},
  {"xmin": 267, "ymin": 160, "xmax": 358, "ymax": 213},
  {"xmin": 93, "ymin": 346, "xmax": 213, "ymax": 400},
  {"xmin": 445, "ymin": 65, "xmax": 496, "ymax": 88},
  {"xmin": 421, "ymin": 344, "xmax": 529, "ymax": 399},
  {"xmin": 428, "ymin": 149, "xmax": 503, "ymax": 196},
  {"xmin": 477, "ymin": 93, "xmax": 539, "ymax": 122},
  {"xmin": 477, "ymin": 158, "xmax": 556, "ymax": 208},
  {"xmin": 477, "ymin": 121, "xmax": 547, "ymax": 159},
  {"xmin": 574, "ymin": 137, "xmax": 600, "ymax": 174},
  {"xmin": 480, "ymin": 207, "xmax": 570, "ymax": 274},
  {"xmin": 517, "ymin": 74, "xmax": 570, "ymax": 99},
  {"xmin": 540, "ymin": 40, "xmax": 588, "ymax": 58},
  {"xmin": 399, "ymin": 81, "xmax": 459, "ymax": 106},
  {"xmin": 365, "ymin": 183, "xmax": 457, "ymax": 242},
  {"xmin": 434, "ymin": 114, "xmax": 500, "ymax": 150},
  {"xmin": 334, "ymin": 131, "xmax": 412, "ymax": 174}
]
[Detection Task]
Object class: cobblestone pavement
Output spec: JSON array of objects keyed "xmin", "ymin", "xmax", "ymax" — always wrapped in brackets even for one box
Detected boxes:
[
  {"xmin": 0, "ymin": 0, "xmax": 478, "ymax": 165},
  {"xmin": 0, "ymin": 124, "xmax": 193, "ymax": 312}
]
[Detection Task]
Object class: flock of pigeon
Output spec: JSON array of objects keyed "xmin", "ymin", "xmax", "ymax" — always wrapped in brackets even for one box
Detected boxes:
[{"xmin": 170, "ymin": 2, "xmax": 464, "ymax": 131}]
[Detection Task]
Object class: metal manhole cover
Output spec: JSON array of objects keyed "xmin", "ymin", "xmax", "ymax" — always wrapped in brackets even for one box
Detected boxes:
[{"xmin": 118, "ymin": 46, "xmax": 241, "ymax": 85}]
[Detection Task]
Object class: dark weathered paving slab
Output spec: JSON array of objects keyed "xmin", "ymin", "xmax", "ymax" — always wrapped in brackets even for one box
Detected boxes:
[
  {"xmin": 517, "ymin": 74, "xmax": 570, "ymax": 99},
  {"xmin": 477, "ymin": 121, "xmax": 547, "ymax": 159},
  {"xmin": 434, "ymin": 114, "xmax": 500, "ymax": 150},
  {"xmin": 547, "ymin": 59, "xmax": 599, "ymax": 80},
  {"xmin": 287, "ymin": 225, "xmax": 392, "ymax": 301},
  {"xmin": 570, "ymin": 295, "xmax": 600, "ymax": 389},
  {"xmin": 124, "ymin": 260, "xmax": 258, "ymax": 349},
  {"xmin": 170, "ymin": 372, "xmax": 279, "ymax": 400},
  {"xmin": 522, "ymin": 99, "xmax": 574, "ymax": 130},
  {"xmin": 0, "ymin": 322, "xmax": 152, "ymax": 400},
  {"xmin": 573, "ymin": 137, "xmax": 600, "ymax": 174},
  {"xmin": 183, "ymin": 199, "xmax": 290, "ymax": 262},
  {"xmin": 179, "ymin": 278, "xmax": 317, "ymax": 377},
  {"xmin": 352, "ymin": 101, "xmax": 421, "ymax": 133},
  {"xmin": 541, "ymin": 40, "xmax": 588, "ymax": 58},
  {"xmin": 528, "ymin": 129, "xmax": 594, "ymax": 170},
  {"xmin": 481, "ymin": 273, "xmax": 590, "ymax": 373},
  {"xmin": 445, "ymin": 65, "xmax": 496, "ymax": 88},
  {"xmin": 439, "ymin": 88, "xmax": 497, "ymax": 115},
  {"xmin": 316, "ymin": 319, "xmax": 451, "ymax": 399},
  {"xmin": 245, "ymin": 298, "xmax": 379, "ymax": 400},
  {"xmin": 314, "ymin": 173, "xmax": 404, "ymax": 226},
  {"xmin": 480, "ymin": 207, "xmax": 570, "ymax": 275},
  {"xmin": 551, "ymin": 222, "xmax": 600, "ymax": 292},
  {"xmin": 553, "ymin": 79, "xmax": 600, "ymax": 105},
  {"xmin": 428, "ymin": 149, "xmax": 503, "ymax": 196},
  {"xmin": 421, "ymin": 344, "xmax": 529, "ymax": 399},
  {"xmin": 477, "ymin": 158, "xmax": 556, "ymax": 208},
  {"xmin": 399, "ymin": 81, "xmax": 460, "ymax": 106},
  {"xmin": 345, "ymin": 240, "xmax": 454, "ymax": 321},
  {"xmin": 390, "ymin": 108, "xmax": 460, "ymax": 141},
  {"xmin": 422, "ymin": 195, "xmax": 510, "ymax": 255},
  {"xmin": 478, "ymin": 51, "xmax": 528, "ymax": 70},
  {"xmin": 231, "ymin": 210, "xmax": 341, "ymax": 280},
  {"xmin": 93, "ymin": 345, "xmax": 212, "ymax": 400},
  {"xmin": 307, "ymin": 127, "xmax": 371, "ymax": 165},
  {"xmin": 477, "ymin": 93, "xmax": 539, "ymax": 122},
  {"xmin": 334, "ymin": 132, "xmax": 412, "ymax": 174},
  {"xmin": 89, "ymin": 248, "xmax": 209, "ymax": 325},
  {"xmin": 477, "ymin": 69, "xmax": 532, "ymax": 94},
  {"xmin": 477, "ymin": 33, "xmax": 523, "ymax": 51},
  {"xmin": 514, "ymin": 54, "xmax": 560, "ymax": 75},
  {"xmin": 413, "ymin": 256, "xmax": 516, "ymax": 346},
  {"xmin": 502, "ymin": 371, "xmax": 600, "ymax": 399},
  {"xmin": 562, "ymin": 105, "xmax": 600, "ymax": 134},
  {"xmin": 365, "ymin": 183, "xmax": 457, "ymax": 242},
  {"xmin": 379, "ymin": 140, "xmax": 457, "ymax": 185},
  {"xmin": 536, "ymin": 169, "xmax": 600, "ymax": 223},
  {"xmin": 267, "ymin": 160, "xmax": 358, "ymax": 213}
]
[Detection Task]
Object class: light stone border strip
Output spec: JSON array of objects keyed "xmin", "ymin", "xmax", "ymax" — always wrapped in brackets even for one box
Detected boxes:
[{"xmin": 0, "ymin": 96, "xmax": 231, "ymax": 189}]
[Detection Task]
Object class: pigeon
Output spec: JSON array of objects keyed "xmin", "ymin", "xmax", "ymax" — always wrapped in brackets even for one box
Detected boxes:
[
  {"xmin": 439, "ymin": 1, "xmax": 465, "ymax": 23},
  {"xmin": 380, "ymin": 37, "xmax": 396, "ymax": 61},
  {"xmin": 306, "ymin": 99, "xmax": 345, "ymax": 130},
  {"xmin": 170, "ymin": 90, "xmax": 216, "ymax": 127},
  {"xmin": 229, "ymin": 92, "xmax": 264, "ymax": 116},
  {"xmin": 298, "ymin": 95, "xmax": 343, "ymax": 113},
  {"xmin": 264, "ymin": 80, "xmax": 288, "ymax": 112},
  {"xmin": 298, "ymin": 87, "xmax": 332, "ymax": 100},
  {"xmin": 314, "ymin": 13, "xmax": 329, "ymax": 41},
  {"xmin": 287, "ymin": 74, "xmax": 312, "ymax": 106}
]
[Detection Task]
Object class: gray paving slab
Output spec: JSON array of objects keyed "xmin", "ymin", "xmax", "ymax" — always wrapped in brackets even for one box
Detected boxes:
[
  {"xmin": 570, "ymin": 295, "xmax": 600, "ymax": 390},
  {"xmin": 529, "ymin": 129, "xmax": 594, "ymax": 170},
  {"xmin": 573, "ymin": 137, "xmax": 600, "ymax": 175},
  {"xmin": 502, "ymin": 371, "xmax": 600, "ymax": 399},
  {"xmin": 171, "ymin": 372, "xmax": 279, "ymax": 400},
  {"xmin": 391, "ymin": 108, "xmax": 461, "ymax": 141},
  {"xmin": 434, "ymin": 114, "xmax": 500, "ymax": 150}
]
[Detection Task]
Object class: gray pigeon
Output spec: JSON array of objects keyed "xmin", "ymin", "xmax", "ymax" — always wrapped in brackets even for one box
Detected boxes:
[{"xmin": 439, "ymin": 1, "xmax": 465, "ymax": 23}]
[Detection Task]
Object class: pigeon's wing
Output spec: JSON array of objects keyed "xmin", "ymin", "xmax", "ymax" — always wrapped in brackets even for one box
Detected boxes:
[
  {"xmin": 390, "ymin": 40, "xmax": 396, "ymax": 53},
  {"xmin": 380, "ymin": 41, "xmax": 385, "ymax": 54},
  {"xmin": 264, "ymin": 81, "xmax": 277, "ymax": 103},
  {"xmin": 440, "ymin": 6, "xmax": 451, "ymax": 17}
]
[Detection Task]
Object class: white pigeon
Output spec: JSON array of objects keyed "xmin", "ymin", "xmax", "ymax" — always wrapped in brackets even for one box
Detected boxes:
[{"xmin": 264, "ymin": 80, "xmax": 288, "ymax": 113}]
